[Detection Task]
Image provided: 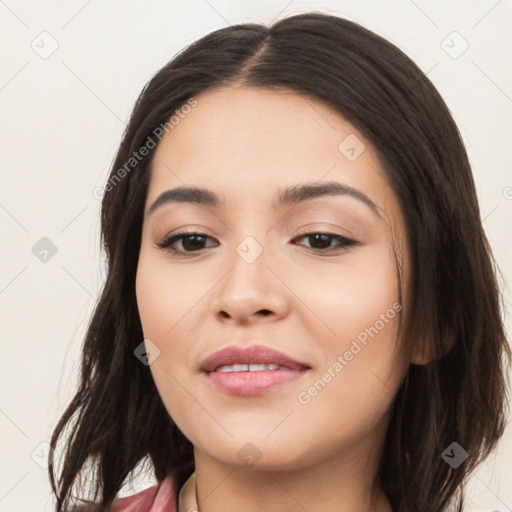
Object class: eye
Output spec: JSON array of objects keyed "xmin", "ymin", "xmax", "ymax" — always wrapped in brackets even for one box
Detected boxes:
[
  {"xmin": 157, "ymin": 228, "xmax": 357, "ymax": 256},
  {"xmin": 156, "ymin": 229, "xmax": 218, "ymax": 255},
  {"xmin": 291, "ymin": 231, "xmax": 357, "ymax": 253}
]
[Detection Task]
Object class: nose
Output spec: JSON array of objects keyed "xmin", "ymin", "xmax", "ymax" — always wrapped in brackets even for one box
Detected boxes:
[{"xmin": 210, "ymin": 243, "xmax": 290, "ymax": 325}]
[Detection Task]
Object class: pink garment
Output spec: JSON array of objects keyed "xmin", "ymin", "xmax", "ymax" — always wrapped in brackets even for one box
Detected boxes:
[{"xmin": 108, "ymin": 476, "xmax": 177, "ymax": 512}]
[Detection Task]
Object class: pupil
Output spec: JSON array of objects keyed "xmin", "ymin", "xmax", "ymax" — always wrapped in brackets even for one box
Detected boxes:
[
  {"xmin": 309, "ymin": 234, "xmax": 331, "ymax": 249},
  {"xmin": 183, "ymin": 235, "xmax": 205, "ymax": 251}
]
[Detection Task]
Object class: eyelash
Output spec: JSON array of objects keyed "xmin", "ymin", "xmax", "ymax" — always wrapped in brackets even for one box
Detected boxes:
[{"xmin": 156, "ymin": 227, "xmax": 358, "ymax": 256}]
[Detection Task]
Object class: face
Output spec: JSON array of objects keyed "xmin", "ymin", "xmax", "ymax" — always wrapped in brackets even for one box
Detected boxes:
[{"xmin": 135, "ymin": 85, "xmax": 412, "ymax": 471}]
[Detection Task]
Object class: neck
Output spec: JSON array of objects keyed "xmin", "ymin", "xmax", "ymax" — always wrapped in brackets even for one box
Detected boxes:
[{"xmin": 189, "ymin": 435, "xmax": 392, "ymax": 512}]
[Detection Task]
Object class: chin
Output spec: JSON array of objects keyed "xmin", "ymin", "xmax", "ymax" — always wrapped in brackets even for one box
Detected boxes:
[{"xmin": 192, "ymin": 433, "xmax": 316, "ymax": 472}]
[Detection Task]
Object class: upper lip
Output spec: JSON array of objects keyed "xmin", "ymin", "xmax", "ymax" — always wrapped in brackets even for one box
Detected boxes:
[{"xmin": 200, "ymin": 345, "xmax": 311, "ymax": 373}]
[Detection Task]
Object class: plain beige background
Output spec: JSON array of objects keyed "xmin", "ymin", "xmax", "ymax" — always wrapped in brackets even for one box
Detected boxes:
[{"xmin": 0, "ymin": 1, "xmax": 511, "ymax": 511}]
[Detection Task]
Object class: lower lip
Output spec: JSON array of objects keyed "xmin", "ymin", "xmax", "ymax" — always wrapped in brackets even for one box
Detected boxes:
[{"xmin": 205, "ymin": 368, "xmax": 309, "ymax": 396}]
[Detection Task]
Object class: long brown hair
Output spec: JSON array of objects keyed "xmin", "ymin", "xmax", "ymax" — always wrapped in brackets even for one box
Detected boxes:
[{"xmin": 49, "ymin": 12, "xmax": 511, "ymax": 512}]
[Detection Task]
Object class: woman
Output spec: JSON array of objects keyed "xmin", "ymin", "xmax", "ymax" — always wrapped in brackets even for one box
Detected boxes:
[{"xmin": 49, "ymin": 11, "xmax": 511, "ymax": 512}]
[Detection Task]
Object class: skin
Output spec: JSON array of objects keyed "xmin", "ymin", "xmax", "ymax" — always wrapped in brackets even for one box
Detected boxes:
[{"xmin": 135, "ymin": 84, "xmax": 421, "ymax": 512}]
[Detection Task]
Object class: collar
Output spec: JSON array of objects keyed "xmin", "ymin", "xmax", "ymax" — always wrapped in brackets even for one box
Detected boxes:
[{"xmin": 178, "ymin": 471, "xmax": 198, "ymax": 511}]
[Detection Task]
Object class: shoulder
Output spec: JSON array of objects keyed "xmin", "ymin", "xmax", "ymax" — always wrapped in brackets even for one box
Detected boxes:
[
  {"xmin": 69, "ymin": 476, "xmax": 177, "ymax": 512},
  {"xmin": 109, "ymin": 476, "xmax": 177, "ymax": 512}
]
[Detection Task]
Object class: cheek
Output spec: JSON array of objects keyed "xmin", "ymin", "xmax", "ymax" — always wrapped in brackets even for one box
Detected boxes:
[
  {"xmin": 294, "ymin": 240, "xmax": 404, "ymax": 407},
  {"xmin": 135, "ymin": 249, "xmax": 207, "ymax": 340},
  {"xmin": 295, "ymin": 241, "xmax": 400, "ymax": 343},
  {"xmin": 135, "ymin": 255, "xmax": 202, "ymax": 435},
  {"xmin": 135, "ymin": 251, "xmax": 212, "ymax": 382},
  {"xmin": 294, "ymin": 304, "xmax": 404, "ymax": 456}
]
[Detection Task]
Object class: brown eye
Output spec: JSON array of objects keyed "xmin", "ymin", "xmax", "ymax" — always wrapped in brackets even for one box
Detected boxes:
[
  {"xmin": 292, "ymin": 232, "xmax": 357, "ymax": 252},
  {"xmin": 157, "ymin": 231, "xmax": 218, "ymax": 254},
  {"xmin": 157, "ymin": 230, "xmax": 357, "ymax": 256}
]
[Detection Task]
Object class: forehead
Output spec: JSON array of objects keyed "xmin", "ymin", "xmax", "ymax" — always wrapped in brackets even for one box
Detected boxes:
[{"xmin": 146, "ymin": 85, "xmax": 394, "ymax": 215}]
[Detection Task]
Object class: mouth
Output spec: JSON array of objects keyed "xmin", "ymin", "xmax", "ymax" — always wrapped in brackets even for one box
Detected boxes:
[
  {"xmin": 200, "ymin": 345, "xmax": 311, "ymax": 396},
  {"xmin": 212, "ymin": 363, "xmax": 289, "ymax": 372}
]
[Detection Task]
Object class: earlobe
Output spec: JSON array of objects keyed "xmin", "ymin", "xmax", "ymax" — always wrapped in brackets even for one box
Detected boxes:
[
  {"xmin": 410, "ymin": 344, "xmax": 433, "ymax": 365},
  {"xmin": 410, "ymin": 330, "xmax": 454, "ymax": 365}
]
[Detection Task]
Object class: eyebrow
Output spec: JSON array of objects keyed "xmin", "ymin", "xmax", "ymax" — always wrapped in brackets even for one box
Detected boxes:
[{"xmin": 146, "ymin": 181, "xmax": 382, "ymax": 219}]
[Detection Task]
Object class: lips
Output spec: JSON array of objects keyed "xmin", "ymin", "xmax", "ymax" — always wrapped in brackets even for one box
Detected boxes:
[
  {"xmin": 200, "ymin": 345, "xmax": 311, "ymax": 373},
  {"xmin": 200, "ymin": 345, "xmax": 311, "ymax": 397}
]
